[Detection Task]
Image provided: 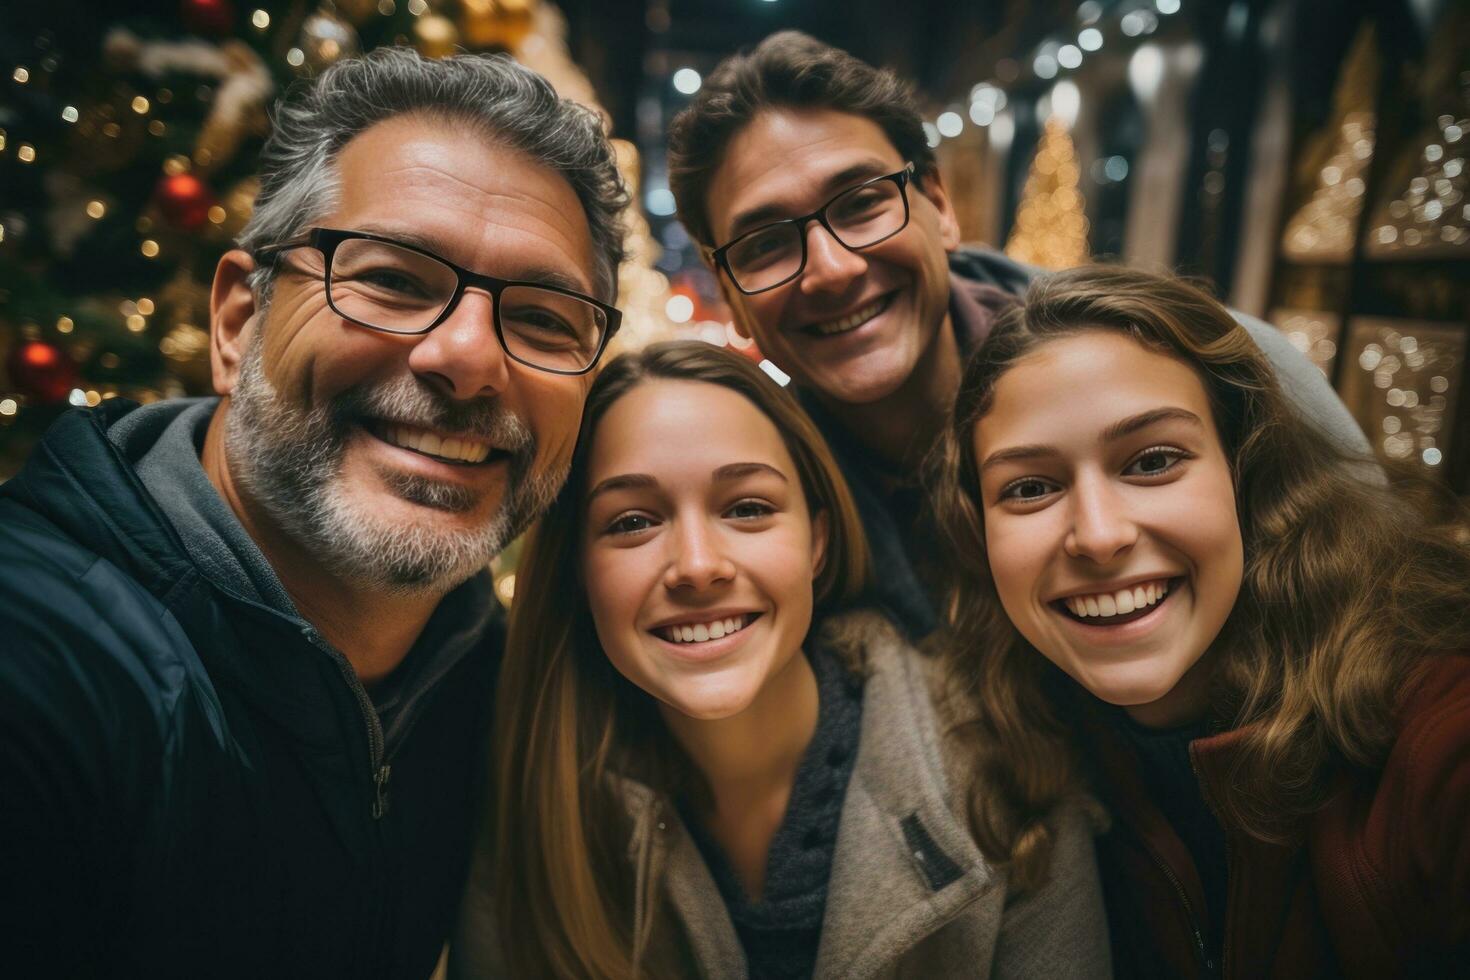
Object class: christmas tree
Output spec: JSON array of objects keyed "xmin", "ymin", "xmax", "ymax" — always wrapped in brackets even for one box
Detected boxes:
[
  {"xmin": 0, "ymin": 0, "xmax": 671, "ymax": 480},
  {"xmin": 1004, "ymin": 116, "xmax": 1090, "ymax": 269}
]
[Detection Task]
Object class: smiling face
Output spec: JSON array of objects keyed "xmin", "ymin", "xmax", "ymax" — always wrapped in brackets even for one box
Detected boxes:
[
  {"xmin": 973, "ymin": 331, "xmax": 1244, "ymax": 727},
  {"xmin": 221, "ymin": 114, "xmax": 597, "ymax": 590},
  {"xmin": 580, "ymin": 379, "xmax": 827, "ymax": 722},
  {"xmin": 705, "ymin": 108, "xmax": 961, "ymax": 407}
]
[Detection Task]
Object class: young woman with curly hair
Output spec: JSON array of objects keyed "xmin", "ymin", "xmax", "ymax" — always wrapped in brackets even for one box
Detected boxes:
[{"xmin": 929, "ymin": 265, "xmax": 1470, "ymax": 978}]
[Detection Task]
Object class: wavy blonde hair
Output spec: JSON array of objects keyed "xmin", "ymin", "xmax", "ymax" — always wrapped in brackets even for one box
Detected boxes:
[
  {"xmin": 927, "ymin": 265, "xmax": 1470, "ymax": 889},
  {"xmin": 490, "ymin": 341, "xmax": 869, "ymax": 978}
]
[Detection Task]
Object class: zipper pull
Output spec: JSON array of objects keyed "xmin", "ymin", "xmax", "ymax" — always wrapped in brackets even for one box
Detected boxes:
[{"xmin": 372, "ymin": 764, "xmax": 392, "ymax": 820}]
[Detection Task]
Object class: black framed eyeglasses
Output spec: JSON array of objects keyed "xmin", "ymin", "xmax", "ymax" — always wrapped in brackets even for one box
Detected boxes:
[
  {"xmin": 709, "ymin": 163, "xmax": 917, "ymax": 295},
  {"xmin": 254, "ymin": 228, "xmax": 622, "ymax": 376}
]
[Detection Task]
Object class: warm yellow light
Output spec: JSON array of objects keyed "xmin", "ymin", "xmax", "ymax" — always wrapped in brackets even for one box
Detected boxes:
[
  {"xmin": 56, "ymin": 316, "xmax": 74, "ymax": 334},
  {"xmin": 137, "ymin": 298, "xmax": 155, "ymax": 315},
  {"xmin": 87, "ymin": 200, "xmax": 106, "ymax": 219},
  {"xmin": 148, "ymin": 119, "xmax": 166, "ymax": 137},
  {"xmin": 0, "ymin": 399, "xmax": 17, "ymax": 417},
  {"xmin": 126, "ymin": 314, "xmax": 147, "ymax": 332},
  {"xmin": 251, "ymin": 9, "xmax": 270, "ymax": 28},
  {"xmin": 208, "ymin": 205, "xmax": 227, "ymax": 224},
  {"xmin": 17, "ymin": 144, "xmax": 35, "ymax": 163},
  {"xmin": 85, "ymin": 390, "xmax": 102, "ymax": 407},
  {"xmin": 163, "ymin": 155, "xmax": 190, "ymax": 176},
  {"xmin": 132, "ymin": 95, "xmax": 150, "ymax": 114},
  {"xmin": 12, "ymin": 67, "xmax": 29, "ymax": 84},
  {"xmin": 140, "ymin": 239, "xmax": 160, "ymax": 257}
]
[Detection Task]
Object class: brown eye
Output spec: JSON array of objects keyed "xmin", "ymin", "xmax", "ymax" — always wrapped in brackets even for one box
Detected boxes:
[
  {"xmin": 1123, "ymin": 447, "xmax": 1190, "ymax": 478},
  {"xmin": 999, "ymin": 477, "xmax": 1059, "ymax": 503}
]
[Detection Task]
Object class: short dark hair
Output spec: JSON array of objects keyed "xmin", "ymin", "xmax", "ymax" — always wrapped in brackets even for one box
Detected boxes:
[{"xmin": 667, "ymin": 31, "xmax": 935, "ymax": 246}]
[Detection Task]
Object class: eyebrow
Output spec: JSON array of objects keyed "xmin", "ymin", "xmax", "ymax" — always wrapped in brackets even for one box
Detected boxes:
[
  {"xmin": 726, "ymin": 161, "xmax": 898, "ymax": 239},
  {"xmin": 584, "ymin": 461, "xmax": 789, "ymax": 504},
  {"xmin": 352, "ymin": 223, "xmax": 590, "ymax": 294},
  {"xmin": 978, "ymin": 407, "xmax": 1205, "ymax": 473}
]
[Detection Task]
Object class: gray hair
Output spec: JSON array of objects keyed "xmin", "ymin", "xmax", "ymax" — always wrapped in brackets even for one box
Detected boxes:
[{"xmin": 239, "ymin": 47, "xmax": 628, "ymax": 302}]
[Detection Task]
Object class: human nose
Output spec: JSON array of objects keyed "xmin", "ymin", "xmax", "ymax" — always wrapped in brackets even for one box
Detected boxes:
[
  {"xmin": 405, "ymin": 287, "xmax": 511, "ymax": 400},
  {"xmin": 1064, "ymin": 473, "xmax": 1139, "ymax": 563},
  {"xmin": 797, "ymin": 220, "xmax": 868, "ymax": 295},
  {"xmin": 662, "ymin": 514, "xmax": 737, "ymax": 591}
]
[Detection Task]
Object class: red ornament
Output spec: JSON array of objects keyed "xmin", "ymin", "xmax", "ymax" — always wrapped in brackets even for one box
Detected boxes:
[
  {"xmin": 155, "ymin": 173, "xmax": 217, "ymax": 231},
  {"xmin": 6, "ymin": 339, "xmax": 79, "ymax": 405},
  {"xmin": 181, "ymin": 0, "xmax": 236, "ymax": 37}
]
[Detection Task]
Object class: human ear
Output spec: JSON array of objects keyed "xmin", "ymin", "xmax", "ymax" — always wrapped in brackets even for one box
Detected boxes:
[
  {"xmin": 210, "ymin": 249, "xmax": 259, "ymax": 395},
  {"xmin": 915, "ymin": 167, "xmax": 962, "ymax": 253},
  {"xmin": 810, "ymin": 508, "xmax": 830, "ymax": 581}
]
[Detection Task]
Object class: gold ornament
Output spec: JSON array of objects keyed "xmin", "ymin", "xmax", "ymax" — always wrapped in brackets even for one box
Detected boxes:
[
  {"xmin": 459, "ymin": 0, "xmax": 536, "ymax": 51},
  {"xmin": 194, "ymin": 41, "xmax": 272, "ymax": 172},
  {"xmin": 414, "ymin": 14, "xmax": 460, "ymax": 59},
  {"xmin": 297, "ymin": 9, "xmax": 361, "ymax": 71},
  {"xmin": 331, "ymin": 0, "xmax": 382, "ymax": 23}
]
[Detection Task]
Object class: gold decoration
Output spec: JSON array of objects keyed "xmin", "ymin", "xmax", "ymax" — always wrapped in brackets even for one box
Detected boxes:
[
  {"xmin": 1005, "ymin": 117, "xmax": 1090, "ymax": 269},
  {"xmin": 459, "ymin": 0, "xmax": 536, "ymax": 51},
  {"xmin": 1268, "ymin": 308, "xmax": 1342, "ymax": 378},
  {"xmin": 332, "ymin": 0, "xmax": 382, "ymax": 23},
  {"xmin": 193, "ymin": 41, "xmax": 273, "ymax": 172},
  {"xmin": 1366, "ymin": 14, "xmax": 1469, "ymax": 260},
  {"xmin": 1281, "ymin": 26, "xmax": 1378, "ymax": 261},
  {"xmin": 1336, "ymin": 318, "xmax": 1463, "ymax": 471},
  {"xmin": 414, "ymin": 14, "xmax": 460, "ymax": 59}
]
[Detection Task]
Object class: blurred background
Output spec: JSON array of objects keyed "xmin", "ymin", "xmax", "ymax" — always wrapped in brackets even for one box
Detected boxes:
[{"xmin": 1, "ymin": 0, "xmax": 1466, "ymax": 493}]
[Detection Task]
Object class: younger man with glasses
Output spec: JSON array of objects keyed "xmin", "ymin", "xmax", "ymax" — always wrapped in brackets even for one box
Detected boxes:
[
  {"xmin": 669, "ymin": 31, "xmax": 1370, "ymax": 640},
  {"xmin": 0, "ymin": 49, "xmax": 625, "ymax": 977}
]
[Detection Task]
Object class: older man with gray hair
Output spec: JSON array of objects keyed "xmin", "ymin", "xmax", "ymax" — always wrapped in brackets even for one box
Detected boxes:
[{"xmin": 0, "ymin": 48, "xmax": 625, "ymax": 977}]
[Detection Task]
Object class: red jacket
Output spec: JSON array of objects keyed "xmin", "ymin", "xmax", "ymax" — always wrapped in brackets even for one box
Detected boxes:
[{"xmin": 1089, "ymin": 653, "xmax": 1470, "ymax": 978}]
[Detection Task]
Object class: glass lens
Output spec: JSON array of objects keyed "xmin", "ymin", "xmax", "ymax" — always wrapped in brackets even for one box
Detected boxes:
[
  {"xmin": 499, "ymin": 285, "xmax": 607, "ymax": 371},
  {"xmin": 328, "ymin": 238, "xmax": 457, "ymax": 332},
  {"xmin": 726, "ymin": 223, "xmax": 803, "ymax": 292},
  {"xmin": 827, "ymin": 178, "xmax": 906, "ymax": 248}
]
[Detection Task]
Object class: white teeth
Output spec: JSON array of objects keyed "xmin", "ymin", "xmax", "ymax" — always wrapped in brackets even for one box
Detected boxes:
[
  {"xmin": 1063, "ymin": 580, "xmax": 1173, "ymax": 620},
  {"xmin": 659, "ymin": 615, "xmax": 750, "ymax": 644},
  {"xmin": 811, "ymin": 297, "xmax": 886, "ymax": 336},
  {"xmin": 382, "ymin": 423, "xmax": 493, "ymax": 463}
]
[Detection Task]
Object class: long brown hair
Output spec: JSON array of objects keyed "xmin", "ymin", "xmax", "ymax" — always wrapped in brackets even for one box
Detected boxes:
[
  {"xmin": 928, "ymin": 265, "xmax": 1470, "ymax": 889},
  {"xmin": 491, "ymin": 341, "xmax": 869, "ymax": 978}
]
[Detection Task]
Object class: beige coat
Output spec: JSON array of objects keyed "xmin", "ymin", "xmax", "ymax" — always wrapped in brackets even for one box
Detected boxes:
[{"xmin": 453, "ymin": 611, "xmax": 1112, "ymax": 978}]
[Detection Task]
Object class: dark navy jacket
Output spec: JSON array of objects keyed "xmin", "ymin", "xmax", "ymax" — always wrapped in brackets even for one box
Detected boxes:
[{"xmin": 0, "ymin": 400, "xmax": 502, "ymax": 978}]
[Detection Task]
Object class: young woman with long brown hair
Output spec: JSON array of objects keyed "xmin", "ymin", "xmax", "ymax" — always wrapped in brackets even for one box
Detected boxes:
[
  {"xmin": 929, "ymin": 265, "xmax": 1470, "ymax": 978},
  {"xmin": 451, "ymin": 341, "xmax": 1109, "ymax": 979}
]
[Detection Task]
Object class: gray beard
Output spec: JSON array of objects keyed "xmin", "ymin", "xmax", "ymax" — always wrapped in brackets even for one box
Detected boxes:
[{"xmin": 224, "ymin": 333, "xmax": 565, "ymax": 595}]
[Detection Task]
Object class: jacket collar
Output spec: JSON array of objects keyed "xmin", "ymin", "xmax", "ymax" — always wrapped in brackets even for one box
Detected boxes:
[{"xmin": 616, "ymin": 610, "xmax": 996, "ymax": 979}]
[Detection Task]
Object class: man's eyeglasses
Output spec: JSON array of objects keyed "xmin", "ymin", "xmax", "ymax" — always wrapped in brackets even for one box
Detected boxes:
[
  {"xmin": 254, "ymin": 228, "xmax": 622, "ymax": 376},
  {"xmin": 709, "ymin": 163, "xmax": 916, "ymax": 295}
]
